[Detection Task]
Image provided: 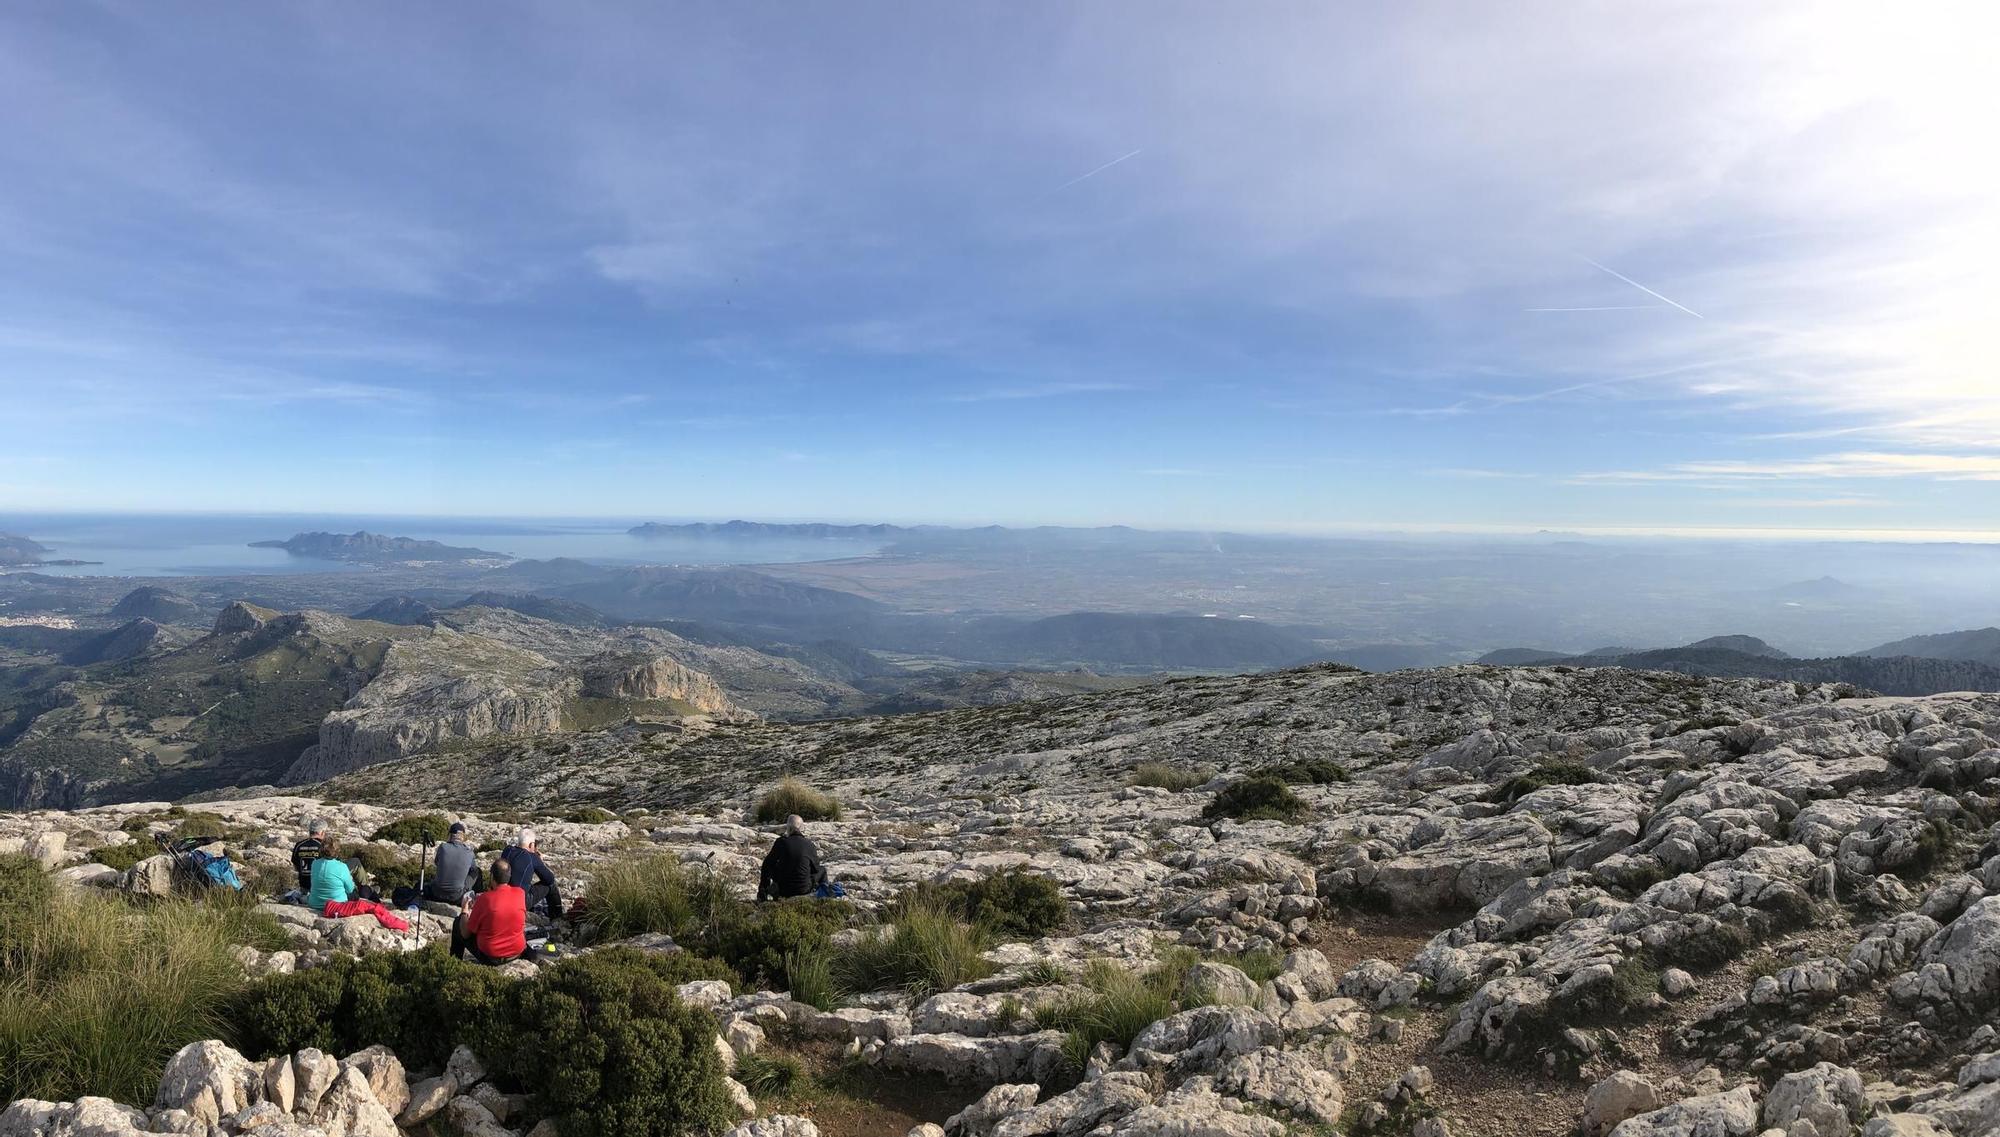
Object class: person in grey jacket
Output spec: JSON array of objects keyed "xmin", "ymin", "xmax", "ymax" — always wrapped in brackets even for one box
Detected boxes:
[{"xmin": 425, "ymin": 822, "xmax": 480, "ymax": 906}]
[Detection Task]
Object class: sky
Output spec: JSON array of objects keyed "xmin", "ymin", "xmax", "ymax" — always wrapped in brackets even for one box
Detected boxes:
[{"xmin": 1, "ymin": 2, "xmax": 1997, "ymax": 534}]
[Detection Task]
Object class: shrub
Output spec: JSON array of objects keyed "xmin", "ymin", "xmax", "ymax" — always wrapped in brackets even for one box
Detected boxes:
[
  {"xmin": 83, "ymin": 842, "xmax": 150, "ymax": 873},
  {"xmin": 345, "ymin": 845, "xmax": 424, "ymax": 895},
  {"xmin": 584, "ymin": 855, "xmax": 742, "ymax": 945},
  {"xmin": 1128, "ymin": 763, "xmax": 1212, "ymax": 792},
  {"xmin": 0, "ymin": 885, "xmax": 247, "ymax": 1105},
  {"xmin": 753, "ymin": 777, "xmax": 841, "ymax": 823},
  {"xmin": 240, "ymin": 946, "xmax": 739, "ymax": 1137},
  {"xmin": 369, "ymin": 813, "xmax": 453, "ymax": 845},
  {"xmin": 837, "ymin": 895, "xmax": 992, "ymax": 998},
  {"xmin": 1491, "ymin": 760, "xmax": 1600, "ymax": 803},
  {"xmin": 1201, "ymin": 776, "xmax": 1306, "ymax": 822},
  {"xmin": 1252, "ymin": 758, "xmax": 1350, "ymax": 785},
  {"xmin": 234, "ymin": 946, "xmax": 510, "ymax": 1070},
  {"xmin": 493, "ymin": 948, "xmax": 736, "ymax": 1137},
  {"xmin": 714, "ymin": 898, "xmax": 850, "ymax": 987},
  {"xmin": 926, "ymin": 871, "xmax": 1071, "ymax": 941},
  {"xmin": 559, "ymin": 806, "xmax": 617, "ymax": 825}
]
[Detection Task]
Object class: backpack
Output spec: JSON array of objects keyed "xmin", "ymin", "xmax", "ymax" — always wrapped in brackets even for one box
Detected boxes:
[
  {"xmin": 185, "ymin": 847, "xmax": 244, "ymax": 891},
  {"xmin": 814, "ymin": 880, "xmax": 847, "ymax": 900}
]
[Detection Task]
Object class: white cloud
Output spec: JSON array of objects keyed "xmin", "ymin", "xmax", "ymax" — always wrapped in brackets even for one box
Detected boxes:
[{"xmin": 1576, "ymin": 452, "xmax": 2000, "ymax": 484}]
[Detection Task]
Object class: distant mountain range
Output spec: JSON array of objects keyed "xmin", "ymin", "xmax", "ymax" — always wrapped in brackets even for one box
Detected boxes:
[
  {"xmin": 249, "ymin": 531, "xmax": 507, "ymax": 563},
  {"xmin": 629, "ymin": 520, "xmax": 908, "ymax": 540},
  {"xmin": 1475, "ymin": 633, "xmax": 2000, "ymax": 695},
  {"xmin": 1861, "ymin": 627, "xmax": 2000, "ymax": 669}
]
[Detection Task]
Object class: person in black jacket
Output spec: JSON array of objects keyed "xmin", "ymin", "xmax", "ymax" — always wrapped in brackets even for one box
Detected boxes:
[
  {"xmin": 291, "ymin": 817, "xmax": 328, "ymax": 895},
  {"xmin": 758, "ymin": 815, "xmax": 829, "ymax": 901}
]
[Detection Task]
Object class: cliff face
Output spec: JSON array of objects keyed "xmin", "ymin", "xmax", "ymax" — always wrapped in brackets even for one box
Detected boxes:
[
  {"xmin": 282, "ymin": 636, "xmax": 743, "ymax": 785},
  {"xmin": 578, "ymin": 652, "xmax": 732, "ymax": 710}
]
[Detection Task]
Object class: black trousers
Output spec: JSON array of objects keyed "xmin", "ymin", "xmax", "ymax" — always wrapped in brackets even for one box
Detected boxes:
[{"xmin": 450, "ymin": 919, "xmax": 528, "ymax": 965}]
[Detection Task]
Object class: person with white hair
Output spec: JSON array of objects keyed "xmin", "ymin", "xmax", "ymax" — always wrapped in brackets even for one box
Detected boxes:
[
  {"xmin": 498, "ymin": 826, "xmax": 562, "ymax": 919},
  {"xmin": 291, "ymin": 815, "xmax": 329, "ymax": 895},
  {"xmin": 758, "ymin": 814, "xmax": 829, "ymax": 901}
]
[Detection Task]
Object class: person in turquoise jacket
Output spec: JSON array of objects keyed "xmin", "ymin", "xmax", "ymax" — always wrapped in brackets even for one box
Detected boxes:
[{"xmin": 306, "ymin": 837, "xmax": 358, "ymax": 911}]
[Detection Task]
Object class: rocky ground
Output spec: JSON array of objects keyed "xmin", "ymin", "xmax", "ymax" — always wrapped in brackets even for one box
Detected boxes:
[{"xmin": 4, "ymin": 665, "xmax": 2000, "ymax": 1136}]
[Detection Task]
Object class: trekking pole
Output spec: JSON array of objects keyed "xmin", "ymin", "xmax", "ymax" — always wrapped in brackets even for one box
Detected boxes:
[{"xmin": 415, "ymin": 836, "xmax": 433, "ymax": 944}]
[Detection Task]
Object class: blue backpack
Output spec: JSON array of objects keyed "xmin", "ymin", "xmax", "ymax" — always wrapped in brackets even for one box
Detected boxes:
[
  {"xmin": 814, "ymin": 880, "xmax": 846, "ymax": 900},
  {"xmin": 185, "ymin": 847, "xmax": 244, "ymax": 891}
]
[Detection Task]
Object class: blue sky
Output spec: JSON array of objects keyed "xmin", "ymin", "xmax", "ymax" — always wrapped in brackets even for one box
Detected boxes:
[{"xmin": 2, "ymin": 3, "xmax": 1997, "ymax": 534}]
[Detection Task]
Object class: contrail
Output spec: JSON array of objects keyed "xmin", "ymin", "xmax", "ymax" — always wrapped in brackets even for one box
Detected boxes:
[
  {"xmin": 1578, "ymin": 256, "xmax": 1703, "ymax": 318},
  {"xmin": 1050, "ymin": 148, "xmax": 1143, "ymax": 193},
  {"xmin": 1525, "ymin": 305, "xmax": 1665, "ymax": 312}
]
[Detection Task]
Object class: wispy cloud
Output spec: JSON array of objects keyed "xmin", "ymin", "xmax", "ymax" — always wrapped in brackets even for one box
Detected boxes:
[
  {"xmin": 1429, "ymin": 467, "xmax": 1536, "ymax": 479},
  {"xmin": 945, "ymin": 381, "xmax": 1138, "ymax": 403},
  {"xmin": 1575, "ymin": 452, "xmax": 2000, "ymax": 485}
]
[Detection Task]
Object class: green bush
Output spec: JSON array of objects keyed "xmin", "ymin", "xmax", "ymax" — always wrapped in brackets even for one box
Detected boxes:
[
  {"xmin": 837, "ymin": 895, "xmax": 992, "ymax": 998},
  {"xmin": 714, "ymin": 898, "xmax": 850, "ymax": 987},
  {"xmin": 492, "ymin": 948, "xmax": 736, "ymax": 1137},
  {"xmin": 369, "ymin": 813, "xmax": 454, "ymax": 845},
  {"xmin": 345, "ymin": 845, "xmax": 424, "ymax": 895},
  {"xmin": 83, "ymin": 842, "xmax": 150, "ymax": 873},
  {"xmin": 1202, "ymin": 776, "xmax": 1307, "ymax": 822},
  {"xmin": 753, "ymin": 777, "xmax": 842, "ymax": 823},
  {"xmin": 1252, "ymin": 757, "xmax": 1350, "ymax": 785},
  {"xmin": 1234, "ymin": 949, "xmax": 1283, "ymax": 983},
  {"xmin": 584, "ymin": 855, "xmax": 742, "ymax": 944},
  {"xmin": 1128, "ymin": 763, "xmax": 1212, "ymax": 792},
  {"xmin": 0, "ymin": 885, "xmax": 246, "ymax": 1105},
  {"xmin": 926, "ymin": 871, "xmax": 1071, "ymax": 941},
  {"xmin": 1492, "ymin": 760, "xmax": 1601, "ymax": 803},
  {"xmin": 240, "ymin": 945, "xmax": 738, "ymax": 1136},
  {"xmin": 559, "ymin": 806, "xmax": 617, "ymax": 825},
  {"xmin": 234, "ymin": 946, "xmax": 510, "ymax": 1069}
]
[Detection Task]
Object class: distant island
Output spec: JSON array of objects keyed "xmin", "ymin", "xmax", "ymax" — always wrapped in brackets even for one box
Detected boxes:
[
  {"xmin": 629, "ymin": 520, "xmax": 910, "ymax": 540},
  {"xmin": 249, "ymin": 530, "xmax": 508, "ymax": 563}
]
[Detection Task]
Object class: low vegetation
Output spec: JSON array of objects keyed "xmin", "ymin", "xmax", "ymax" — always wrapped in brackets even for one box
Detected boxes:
[
  {"xmin": 237, "ymin": 946, "xmax": 740, "ymax": 1137},
  {"xmin": 753, "ymin": 777, "xmax": 842, "ymax": 823},
  {"xmin": 368, "ymin": 812, "xmax": 454, "ymax": 844},
  {"xmin": 837, "ymin": 894, "xmax": 992, "ymax": 998},
  {"xmin": 1491, "ymin": 759, "xmax": 1601, "ymax": 803},
  {"xmin": 1128, "ymin": 762, "xmax": 1213, "ymax": 791},
  {"xmin": 921, "ymin": 869, "xmax": 1071, "ymax": 941},
  {"xmin": 0, "ymin": 854, "xmax": 259, "ymax": 1105},
  {"xmin": 1036, "ymin": 951, "xmax": 1212, "ymax": 1069},
  {"xmin": 1252, "ymin": 757, "xmax": 1350, "ymax": 784},
  {"xmin": 1202, "ymin": 775, "xmax": 1307, "ymax": 822}
]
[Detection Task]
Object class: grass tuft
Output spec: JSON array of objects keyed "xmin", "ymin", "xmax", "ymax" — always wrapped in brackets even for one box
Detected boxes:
[
  {"xmin": 1128, "ymin": 762, "xmax": 1213, "ymax": 792},
  {"xmin": 836, "ymin": 895, "xmax": 991, "ymax": 999},
  {"xmin": 753, "ymin": 778, "xmax": 842, "ymax": 824}
]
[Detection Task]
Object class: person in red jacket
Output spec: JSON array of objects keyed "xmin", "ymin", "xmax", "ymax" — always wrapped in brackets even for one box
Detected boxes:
[{"xmin": 451, "ymin": 858, "xmax": 528, "ymax": 964}]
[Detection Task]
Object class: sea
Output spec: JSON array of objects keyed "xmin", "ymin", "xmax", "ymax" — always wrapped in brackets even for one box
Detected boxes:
[{"xmin": 0, "ymin": 513, "xmax": 885, "ymax": 578}]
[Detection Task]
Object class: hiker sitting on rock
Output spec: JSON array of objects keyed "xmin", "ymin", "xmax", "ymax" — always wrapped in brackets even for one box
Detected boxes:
[
  {"xmin": 305, "ymin": 835, "xmax": 356, "ymax": 910},
  {"xmin": 757, "ymin": 814, "xmax": 829, "ymax": 901},
  {"xmin": 426, "ymin": 821, "xmax": 480, "ymax": 907},
  {"xmin": 499, "ymin": 828, "xmax": 562, "ymax": 921},
  {"xmin": 453, "ymin": 857, "xmax": 528, "ymax": 964},
  {"xmin": 291, "ymin": 816, "xmax": 328, "ymax": 895}
]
